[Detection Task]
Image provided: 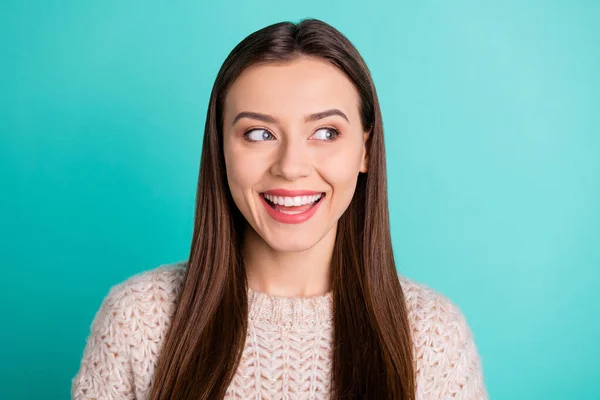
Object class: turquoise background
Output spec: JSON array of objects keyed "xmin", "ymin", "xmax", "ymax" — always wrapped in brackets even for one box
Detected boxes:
[{"xmin": 1, "ymin": 1, "xmax": 598, "ymax": 399}]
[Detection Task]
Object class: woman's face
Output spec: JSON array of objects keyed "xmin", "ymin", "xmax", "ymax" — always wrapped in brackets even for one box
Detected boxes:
[{"xmin": 222, "ymin": 56, "xmax": 369, "ymax": 252}]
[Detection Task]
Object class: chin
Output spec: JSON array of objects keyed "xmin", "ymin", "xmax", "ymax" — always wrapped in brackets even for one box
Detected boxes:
[{"xmin": 264, "ymin": 234, "xmax": 322, "ymax": 253}]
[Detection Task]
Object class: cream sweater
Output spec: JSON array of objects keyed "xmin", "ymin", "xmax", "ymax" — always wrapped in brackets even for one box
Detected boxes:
[{"xmin": 72, "ymin": 262, "xmax": 488, "ymax": 399}]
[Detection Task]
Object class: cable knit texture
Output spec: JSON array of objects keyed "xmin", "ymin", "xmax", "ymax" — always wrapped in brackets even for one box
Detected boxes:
[{"xmin": 72, "ymin": 261, "xmax": 488, "ymax": 399}]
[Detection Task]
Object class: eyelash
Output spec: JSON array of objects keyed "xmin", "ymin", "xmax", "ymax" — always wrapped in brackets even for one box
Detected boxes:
[{"xmin": 243, "ymin": 127, "xmax": 341, "ymax": 142}]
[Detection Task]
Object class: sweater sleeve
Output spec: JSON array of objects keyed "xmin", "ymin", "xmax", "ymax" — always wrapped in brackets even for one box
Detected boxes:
[
  {"xmin": 423, "ymin": 294, "xmax": 488, "ymax": 400},
  {"xmin": 71, "ymin": 284, "xmax": 137, "ymax": 400},
  {"xmin": 440, "ymin": 306, "xmax": 488, "ymax": 400},
  {"xmin": 401, "ymin": 274, "xmax": 488, "ymax": 400}
]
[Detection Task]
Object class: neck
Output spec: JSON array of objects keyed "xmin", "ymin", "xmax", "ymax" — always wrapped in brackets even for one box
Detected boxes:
[{"xmin": 243, "ymin": 223, "xmax": 336, "ymax": 298}]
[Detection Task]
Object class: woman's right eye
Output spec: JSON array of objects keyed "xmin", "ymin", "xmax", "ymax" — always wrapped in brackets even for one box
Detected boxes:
[{"xmin": 245, "ymin": 129, "xmax": 275, "ymax": 142}]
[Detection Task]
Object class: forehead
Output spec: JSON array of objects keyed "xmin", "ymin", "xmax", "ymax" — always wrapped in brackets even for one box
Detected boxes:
[{"xmin": 224, "ymin": 56, "xmax": 361, "ymax": 124}]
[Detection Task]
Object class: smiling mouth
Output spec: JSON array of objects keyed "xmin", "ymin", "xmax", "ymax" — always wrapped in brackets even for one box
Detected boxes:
[{"xmin": 261, "ymin": 192, "xmax": 325, "ymax": 214}]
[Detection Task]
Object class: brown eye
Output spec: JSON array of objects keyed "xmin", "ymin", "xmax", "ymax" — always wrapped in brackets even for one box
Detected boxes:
[
  {"xmin": 245, "ymin": 129, "xmax": 275, "ymax": 141},
  {"xmin": 311, "ymin": 128, "xmax": 340, "ymax": 141}
]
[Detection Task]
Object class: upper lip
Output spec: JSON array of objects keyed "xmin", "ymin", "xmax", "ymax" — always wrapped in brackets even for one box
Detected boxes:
[{"xmin": 262, "ymin": 189, "xmax": 324, "ymax": 196}]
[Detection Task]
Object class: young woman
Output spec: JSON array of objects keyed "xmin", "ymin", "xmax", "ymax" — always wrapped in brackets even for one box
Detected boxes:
[{"xmin": 72, "ymin": 19, "xmax": 487, "ymax": 400}]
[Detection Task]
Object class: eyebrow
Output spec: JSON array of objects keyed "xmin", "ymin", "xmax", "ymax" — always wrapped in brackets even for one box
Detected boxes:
[{"xmin": 231, "ymin": 108, "xmax": 349, "ymax": 126}]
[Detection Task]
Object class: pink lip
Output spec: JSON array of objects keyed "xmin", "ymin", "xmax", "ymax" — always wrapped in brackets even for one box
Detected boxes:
[
  {"xmin": 262, "ymin": 189, "xmax": 324, "ymax": 196},
  {"xmin": 259, "ymin": 192, "xmax": 325, "ymax": 224}
]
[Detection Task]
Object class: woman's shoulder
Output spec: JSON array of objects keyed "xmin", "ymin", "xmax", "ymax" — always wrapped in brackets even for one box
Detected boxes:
[
  {"xmin": 397, "ymin": 273, "xmax": 488, "ymax": 398},
  {"xmin": 397, "ymin": 273, "xmax": 466, "ymax": 325},
  {"xmin": 102, "ymin": 261, "xmax": 188, "ymax": 310},
  {"xmin": 397, "ymin": 272, "xmax": 474, "ymax": 347},
  {"xmin": 72, "ymin": 262, "xmax": 189, "ymax": 399}
]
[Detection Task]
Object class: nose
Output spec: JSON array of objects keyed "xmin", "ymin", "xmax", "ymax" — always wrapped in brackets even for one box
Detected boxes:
[{"xmin": 270, "ymin": 136, "xmax": 312, "ymax": 181}]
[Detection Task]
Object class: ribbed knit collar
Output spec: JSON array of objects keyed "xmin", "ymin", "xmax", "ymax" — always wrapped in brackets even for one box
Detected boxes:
[{"xmin": 247, "ymin": 286, "xmax": 333, "ymax": 328}]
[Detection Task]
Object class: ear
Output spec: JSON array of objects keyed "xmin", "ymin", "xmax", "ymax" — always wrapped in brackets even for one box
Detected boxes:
[{"xmin": 359, "ymin": 129, "xmax": 371, "ymax": 173}]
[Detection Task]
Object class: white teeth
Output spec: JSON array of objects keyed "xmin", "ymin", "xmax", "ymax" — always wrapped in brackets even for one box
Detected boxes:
[{"xmin": 263, "ymin": 193, "xmax": 324, "ymax": 207}]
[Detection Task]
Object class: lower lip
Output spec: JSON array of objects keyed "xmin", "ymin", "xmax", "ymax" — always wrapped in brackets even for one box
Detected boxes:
[{"xmin": 260, "ymin": 194, "xmax": 324, "ymax": 224}]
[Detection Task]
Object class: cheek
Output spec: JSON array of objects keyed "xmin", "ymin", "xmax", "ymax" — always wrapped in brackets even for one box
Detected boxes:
[
  {"xmin": 316, "ymin": 141, "xmax": 364, "ymax": 181},
  {"xmin": 224, "ymin": 142, "xmax": 266, "ymax": 200},
  {"xmin": 224, "ymin": 144, "xmax": 248, "ymax": 202},
  {"xmin": 317, "ymin": 146, "xmax": 363, "ymax": 202}
]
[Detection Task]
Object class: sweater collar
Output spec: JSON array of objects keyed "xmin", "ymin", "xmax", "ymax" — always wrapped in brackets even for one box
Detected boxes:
[{"xmin": 247, "ymin": 286, "xmax": 333, "ymax": 328}]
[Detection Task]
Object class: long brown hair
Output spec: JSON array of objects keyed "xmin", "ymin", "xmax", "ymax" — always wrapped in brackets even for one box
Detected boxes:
[{"xmin": 149, "ymin": 18, "xmax": 415, "ymax": 400}]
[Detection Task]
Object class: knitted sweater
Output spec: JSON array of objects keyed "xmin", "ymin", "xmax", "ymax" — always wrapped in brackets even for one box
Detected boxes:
[{"xmin": 72, "ymin": 262, "xmax": 488, "ymax": 399}]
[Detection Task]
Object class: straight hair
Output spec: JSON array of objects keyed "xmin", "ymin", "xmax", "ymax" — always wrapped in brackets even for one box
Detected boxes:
[{"xmin": 149, "ymin": 18, "xmax": 415, "ymax": 400}]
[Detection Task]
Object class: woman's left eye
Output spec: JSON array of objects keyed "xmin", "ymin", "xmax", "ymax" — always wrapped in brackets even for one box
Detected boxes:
[{"xmin": 311, "ymin": 128, "xmax": 340, "ymax": 141}]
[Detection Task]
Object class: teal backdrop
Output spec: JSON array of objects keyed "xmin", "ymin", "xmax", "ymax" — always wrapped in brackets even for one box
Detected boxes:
[{"xmin": 1, "ymin": 1, "xmax": 599, "ymax": 399}]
